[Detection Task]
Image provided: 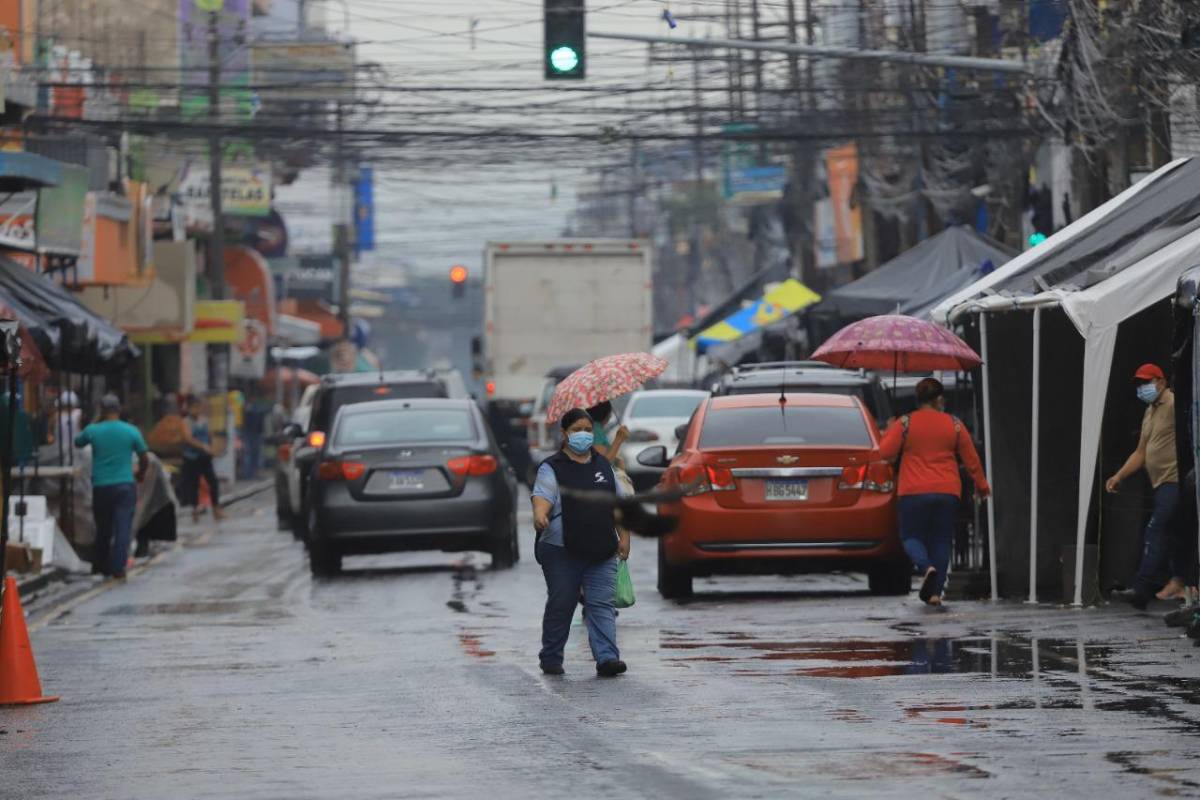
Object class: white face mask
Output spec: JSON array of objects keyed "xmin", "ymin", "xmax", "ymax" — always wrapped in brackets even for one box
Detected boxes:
[{"xmin": 1136, "ymin": 382, "xmax": 1161, "ymax": 405}]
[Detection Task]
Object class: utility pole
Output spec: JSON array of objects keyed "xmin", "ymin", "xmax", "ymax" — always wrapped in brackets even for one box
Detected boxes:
[
  {"xmin": 784, "ymin": 0, "xmax": 815, "ymax": 287},
  {"xmin": 335, "ymin": 103, "xmax": 352, "ymax": 330},
  {"xmin": 207, "ymin": 10, "xmax": 225, "ymax": 300},
  {"xmin": 690, "ymin": 44, "xmax": 704, "ymax": 316},
  {"xmin": 628, "ymin": 138, "xmax": 639, "ymax": 239}
]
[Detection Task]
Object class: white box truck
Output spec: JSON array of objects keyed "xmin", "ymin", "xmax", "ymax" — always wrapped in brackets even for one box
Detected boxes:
[{"xmin": 479, "ymin": 240, "xmax": 653, "ymax": 477}]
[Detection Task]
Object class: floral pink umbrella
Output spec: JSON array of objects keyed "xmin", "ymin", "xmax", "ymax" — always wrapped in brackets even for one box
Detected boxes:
[
  {"xmin": 547, "ymin": 352, "xmax": 669, "ymax": 423},
  {"xmin": 811, "ymin": 315, "xmax": 982, "ymax": 378}
]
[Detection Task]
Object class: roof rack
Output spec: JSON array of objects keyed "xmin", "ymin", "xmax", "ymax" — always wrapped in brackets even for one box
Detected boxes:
[{"xmin": 732, "ymin": 360, "xmax": 835, "ymax": 373}]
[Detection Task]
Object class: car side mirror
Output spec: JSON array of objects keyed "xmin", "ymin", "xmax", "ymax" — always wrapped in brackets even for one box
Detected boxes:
[
  {"xmin": 636, "ymin": 445, "xmax": 670, "ymax": 469},
  {"xmin": 281, "ymin": 422, "xmax": 303, "ymax": 439},
  {"xmin": 674, "ymin": 424, "xmax": 689, "ymax": 443}
]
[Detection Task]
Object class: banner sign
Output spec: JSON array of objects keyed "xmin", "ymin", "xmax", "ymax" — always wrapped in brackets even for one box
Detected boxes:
[
  {"xmin": 179, "ymin": 161, "xmax": 272, "ymax": 222},
  {"xmin": 230, "ymin": 318, "xmax": 267, "ymax": 378},
  {"xmin": 354, "ymin": 167, "xmax": 374, "ymax": 254}
]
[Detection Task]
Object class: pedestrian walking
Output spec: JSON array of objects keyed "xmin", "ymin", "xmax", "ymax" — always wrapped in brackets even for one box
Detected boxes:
[
  {"xmin": 1105, "ymin": 363, "xmax": 1184, "ymax": 610},
  {"xmin": 74, "ymin": 394, "xmax": 148, "ymax": 579},
  {"xmin": 532, "ymin": 407, "xmax": 631, "ymax": 677},
  {"xmin": 879, "ymin": 378, "xmax": 990, "ymax": 606},
  {"xmin": 179, "ymin": 397, "xmax": 224, "ymax": 522},
  {"xmin": 586, "ymin": 400, "xmax": 629, "ymax": 463}
]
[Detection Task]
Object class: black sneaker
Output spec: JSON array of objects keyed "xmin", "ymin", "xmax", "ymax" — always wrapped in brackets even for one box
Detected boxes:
[
  {"xmin": 1130, "ymin": 592, "xmax": 1150, "ymax": 612},
  {"xmin": 918, "ymin": 569, "xmax": 938, "ymax": 604},
  {"xmin": 1165, "ymin": 607, "xmax": 1194, "ymax": 628},
  {"xmin": 539, "ymin": 662, "xmax": 565, "ymax": 675},
  {"xmin": 596, "ymin": 660, "xmax": 627, "ymax": 677},
  {"xmin": 1187, "ymin": 617, "xmax": 1200, "ymax": 640}
]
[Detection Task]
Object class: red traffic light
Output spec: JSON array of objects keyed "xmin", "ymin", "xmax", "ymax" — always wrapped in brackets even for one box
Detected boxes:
[{"xmin": 449, "ymin": 265, "xmax": 469, "ymax": 284}]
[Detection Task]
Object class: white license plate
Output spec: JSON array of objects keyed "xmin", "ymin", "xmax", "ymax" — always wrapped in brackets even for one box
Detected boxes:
[
  {"xmin": 765, "ymin": 479, "xmax": 808, "ymax": 501},
  {"xmin": 388, "ymin": 470, "xmax": 425, "ymax": 490}
]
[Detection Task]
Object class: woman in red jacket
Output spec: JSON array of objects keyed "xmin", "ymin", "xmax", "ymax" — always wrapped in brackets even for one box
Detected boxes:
[{"xmin": 879, "ymin": 378, "xmax": 991, "ymax": 606}]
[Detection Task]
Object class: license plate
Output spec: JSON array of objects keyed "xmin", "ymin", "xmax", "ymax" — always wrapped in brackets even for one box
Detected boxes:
[
  {"xmin": 388, "ymin": 470, "xmax": 425, "ymax": 490},
  {"xmin": 765, "ymin": 479, "xmax": 808, "ymax": 501}
]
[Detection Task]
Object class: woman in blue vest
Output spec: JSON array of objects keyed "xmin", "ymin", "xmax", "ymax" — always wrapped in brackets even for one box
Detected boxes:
[{"xmin": 532, "ymin": 407, "xmax": 631, "ymax": 677}]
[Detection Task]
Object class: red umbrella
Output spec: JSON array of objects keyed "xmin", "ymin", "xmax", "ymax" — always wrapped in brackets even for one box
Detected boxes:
[
  {"xmin": 812, "ymin": 315, "xmax": 982, "ymax": 375},
  {"xmin": 547, "ymin": 352, "xmax": 669, "ymax": 423}
]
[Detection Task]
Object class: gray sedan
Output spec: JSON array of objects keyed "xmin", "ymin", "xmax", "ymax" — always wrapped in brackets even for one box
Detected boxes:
[{"xmin": 306, "ymin": 398, "xmax": 519, "ymax": 576}]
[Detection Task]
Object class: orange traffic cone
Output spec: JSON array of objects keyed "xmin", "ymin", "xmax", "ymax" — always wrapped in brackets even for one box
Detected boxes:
[{"xmin": 0, "ymin": 576, "xmax": 58, "ymax": 705}]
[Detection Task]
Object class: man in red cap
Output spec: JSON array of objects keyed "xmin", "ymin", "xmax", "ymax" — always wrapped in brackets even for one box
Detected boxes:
[{"xmin": 1106, "ymin": 363, "xmax": 1183, "ymax": 609}]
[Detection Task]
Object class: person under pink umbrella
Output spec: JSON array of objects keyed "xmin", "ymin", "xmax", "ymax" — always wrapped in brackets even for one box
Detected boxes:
[{"xmin": 878, "ymin": 378, "xmax": 990, "ymax": 607}]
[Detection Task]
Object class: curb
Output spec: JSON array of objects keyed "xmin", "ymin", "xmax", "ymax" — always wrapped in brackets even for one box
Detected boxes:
[{"xmin": 220, "ymin": 478, "xmax": 274, "ymax": 508}]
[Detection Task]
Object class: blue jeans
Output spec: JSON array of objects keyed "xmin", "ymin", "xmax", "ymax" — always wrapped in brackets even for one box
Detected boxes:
[
  {"xmin": 1133, "ymin": 482, "xmax": 1181, "ymax": 597},
  {"xmin": 93, "ymin": 483, "xmax": 137, "ymax": 577},
  {"xmin": 899, "ymin": 493, "xmax": 958, "ymax": 596},
  {"xmin": 537, "ymin": 540, "xmax": 619, "ymax": 667}
]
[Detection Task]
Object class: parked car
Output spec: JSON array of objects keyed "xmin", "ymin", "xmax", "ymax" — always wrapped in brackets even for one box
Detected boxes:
[
  {"xmin": 638, "ymin": 392, "xmax": 908, "ymax": 599},
  {"xmin": 274, "ymin": 383, "xmax": 318, "ymax": 531},
  {"xmin": 290, "ymin": 371, "xmax": 453, "ymax": 543},
  {"xmin": 306, "ymin": 398, "xmax": 519, "ymax": 576},
  {"xmin": 618, "ymin": 389, "xmax": 709, "ymax": 491},
  {"xmin": 714, "ymin": 362, "xmax": 893, "ymax": 424}
]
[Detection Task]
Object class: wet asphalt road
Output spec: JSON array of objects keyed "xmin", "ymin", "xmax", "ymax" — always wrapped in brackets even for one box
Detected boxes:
[{"xmin": 6, "ymin": 491, "xmax": 1200, "ymax": 799}]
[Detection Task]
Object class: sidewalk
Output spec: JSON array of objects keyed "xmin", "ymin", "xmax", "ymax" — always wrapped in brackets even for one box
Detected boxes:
[{"xmin": 11, "ymin": 476, "xmax": 274, "ymax": 600}]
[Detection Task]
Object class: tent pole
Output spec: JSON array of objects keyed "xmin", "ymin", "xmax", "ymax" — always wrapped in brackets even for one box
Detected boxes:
[
  {"xmin": 1027, "ymin": 307, "xmax": 1041, "ymax": 604},
  {"xmin": 979, "ymin": 312, "xmax": 998, "ymax": 601}
]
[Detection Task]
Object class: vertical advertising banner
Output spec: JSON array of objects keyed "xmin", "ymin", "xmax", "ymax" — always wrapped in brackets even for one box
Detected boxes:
[
  {"xmin": 354, "ymin": 166, "xmax": 375, "ymax": 255},
  {"xmin": 826, "ymin": 142, "xmax": 864, "ymax": 265}
]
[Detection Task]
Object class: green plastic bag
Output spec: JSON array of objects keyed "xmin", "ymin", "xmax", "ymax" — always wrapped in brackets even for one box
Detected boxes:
[{"xmin": 614, "ymin": 560, "xmax": 636, "ymax": 609}]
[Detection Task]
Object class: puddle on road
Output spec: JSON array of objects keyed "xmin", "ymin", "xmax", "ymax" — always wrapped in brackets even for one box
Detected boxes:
[
  {"xmin": 727, "ymin": 749, "xmax": 990, "ymax": 781},
  {"xmin": 660, "ymin": 632, "xmax": 1087, "ymax": 678}
]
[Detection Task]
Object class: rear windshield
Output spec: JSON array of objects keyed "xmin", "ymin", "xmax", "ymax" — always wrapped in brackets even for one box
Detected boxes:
[
  {"xmin": 699, "ymin": 406, "xmax": 873, "ymax": 448},
  {"xmin": 335, "ymin": 408, "xmax": 476, "ymax": 446},
  {"xmin": 727, "ymin": 383, "xmax": 876, "ymax": 416},
  {"xmin": 629, "ymin": 395, "xmax": 705, "ymax": 419},
  {"xmin": 316, "ymin": 382, "xmax": 448, "ymax": 429}
]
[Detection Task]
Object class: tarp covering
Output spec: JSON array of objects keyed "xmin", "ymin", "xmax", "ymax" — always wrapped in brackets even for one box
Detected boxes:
[
  {"xmin": 814, "ymin": 226, "xmax": 1014, "ymax": 320},
  {"xmin": 694, "ymin": 279, "xmax": 820, "ymax": 351},
  {"xmin": 0, "ymin": 257, "xmax": 138, "ymax": 369},
  {"xmin": 935, "ymin": 157, "xmax": 1200, "ymax": 602}
]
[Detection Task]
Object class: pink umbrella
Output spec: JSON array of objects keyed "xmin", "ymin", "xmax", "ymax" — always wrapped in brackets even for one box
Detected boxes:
[
  {"xmin": 547, "ymin": 352, "xmax": 669, "ymax": 423},
  {"xmin": 811, "ymin": 315, "xmax": 982, "ymax": 376}
]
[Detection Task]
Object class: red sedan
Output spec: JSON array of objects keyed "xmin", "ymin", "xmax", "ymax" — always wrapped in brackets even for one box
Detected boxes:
[{"xmin": 638, "ymin": 393, "xmax": 908, "ymax": 598}]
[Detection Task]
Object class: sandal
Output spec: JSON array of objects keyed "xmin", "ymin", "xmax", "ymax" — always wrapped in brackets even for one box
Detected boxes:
[{"xmin": 918, "ymin": 568, "xmax": 938, "ymax": 604}]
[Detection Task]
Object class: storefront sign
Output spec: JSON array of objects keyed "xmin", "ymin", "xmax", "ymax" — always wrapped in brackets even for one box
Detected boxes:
[
  {"xmin": 0, "ymin": 192, "xmax": 37, "ymax": 251},
  {"xmin": 36, "ymin": 164, "xmax": 88, "ymax": 255},
  {"xmin": 230, "ymin": 318, "xmax": 267, "ymax": 378},
  {"xmin": 180, "ymin": 162, "xmax": 272, "ymax": 221},
  {"xmin": 191, "ymin": 300, "xmax": 245, "ymax": 344}
]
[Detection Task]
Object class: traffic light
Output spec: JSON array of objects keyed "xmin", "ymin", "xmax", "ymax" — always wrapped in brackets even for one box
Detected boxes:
[
  {"xmin": 544, "ymin": 0, "xmax": 585, "ymax": 80},
  {"xmin": 450, "ymin": 264, "xmax": 468, "ymax": 299}
]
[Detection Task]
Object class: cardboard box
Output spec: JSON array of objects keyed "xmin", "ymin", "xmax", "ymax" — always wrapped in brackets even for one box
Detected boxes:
[{"xmin": 4, "ymin": 542, "xmax": 43, "ymax": 575}]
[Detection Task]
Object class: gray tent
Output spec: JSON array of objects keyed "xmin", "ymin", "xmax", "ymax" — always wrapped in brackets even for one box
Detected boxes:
[{"xmin": 808, "ymin": 226, "xmax": 1015, "ymax": 340}]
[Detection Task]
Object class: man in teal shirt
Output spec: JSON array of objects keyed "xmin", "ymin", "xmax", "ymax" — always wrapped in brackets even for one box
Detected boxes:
[{"xmin": 75, "ymin": 394, "xmax": 149, "ymax": 579}]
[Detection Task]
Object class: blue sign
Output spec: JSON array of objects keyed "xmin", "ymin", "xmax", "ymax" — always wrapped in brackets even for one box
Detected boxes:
[
  {"xmin": 354, "ymin": 166, "xmax": 375, "ymax": 254},
  {"xmin": 727, "ymin": 165, "xmax": 787, "ymax": 199}
]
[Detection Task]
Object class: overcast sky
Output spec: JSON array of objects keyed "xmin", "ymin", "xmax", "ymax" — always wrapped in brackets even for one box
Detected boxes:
[{"xmin": 274, "ymin": 0, "xmax": 752, "ymax": 276}]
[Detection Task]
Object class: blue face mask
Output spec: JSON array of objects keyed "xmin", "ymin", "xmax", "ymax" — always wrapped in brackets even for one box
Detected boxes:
[
  {"xmin": 566, "ymin": 430, "xmax": 594, "ymax": 454},
  {"xmin": 1137, "ymin": 382, "xmax": 1160, "ymax": 405}
]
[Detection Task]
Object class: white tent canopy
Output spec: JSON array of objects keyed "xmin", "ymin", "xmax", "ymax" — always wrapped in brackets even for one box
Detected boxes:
[{"xmin": 931, "ymin": 156, "xmax": 1200, "ymax": 604}]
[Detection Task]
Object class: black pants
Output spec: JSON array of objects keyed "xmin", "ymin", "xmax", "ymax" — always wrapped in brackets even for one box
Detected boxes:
[{"xmin": 180, "ymin": 454, "xmax": 220, "ymax": 508}]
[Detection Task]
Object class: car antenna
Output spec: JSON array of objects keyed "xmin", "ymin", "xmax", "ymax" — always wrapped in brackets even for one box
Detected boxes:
[{"xmin": 779, "ymin": 368, "xmax": 788, "ymax": 424}]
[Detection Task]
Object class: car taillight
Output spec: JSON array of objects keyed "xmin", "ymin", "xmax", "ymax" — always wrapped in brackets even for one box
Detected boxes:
[
  {"xmin": 307, "ymin": 430, "xmax": 326, "ymax": 448},
  {"xmin": 864, "ymin": 461, "xmax": 894, "ymax": 493},
  {"xmin": 448, "ymin": 454, "xmax": 498, "ymax": 477},
  {"xmin": 705, "ymin": 465, "xmax": 735, "ymax": 492},
  {"xmin": 839, "ymin": 464, "xmax": 867, "ymax": 491},
  {"xmin": 317, "ymin": 460, "xmax": 365, "ymax": 481},
  {"xmin": 678, "ymin": 464, "xmax": 708, "ymax": 496},
  {"xmin": 278, "ymin": 443, "xmax": 292, "ymax": 461},
  {"xmin": 626, "ymin": 429, "xmax": 659, "ymax": 443}
]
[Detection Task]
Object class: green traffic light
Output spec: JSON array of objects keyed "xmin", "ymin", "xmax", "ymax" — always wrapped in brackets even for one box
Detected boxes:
[
  {"xmin": 1028, "ymin": 232, "xmax": 1047, "ymax": 247},
  {"xmin": 549, "ymin": 45, "xmax": 580, "ymax": 73}
]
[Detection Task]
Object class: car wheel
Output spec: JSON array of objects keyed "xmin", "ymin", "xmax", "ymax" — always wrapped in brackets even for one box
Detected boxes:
[
  {"xmin": 309, "ymin": 538, "xmax": 342, "ymax": 577},
  {"xmin": 868, "ymin": 559, "xmax": 912, "ymax": 596},
  {"xmin": 491, "ymin": 516, "xmax": 519, "ymax": 569},
  {"xmin": 293, "ymin": 488, "xmax": 311, "ymax": 545},
  {"xmin": 657, "ymin": 538, "xmax": 692, "ymax": 599}
]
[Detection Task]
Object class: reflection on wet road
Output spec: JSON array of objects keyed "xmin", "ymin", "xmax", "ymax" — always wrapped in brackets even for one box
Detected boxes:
[{"xmin": 6, "ymin": 494, "xmax": 1200, "ymax": 798}]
